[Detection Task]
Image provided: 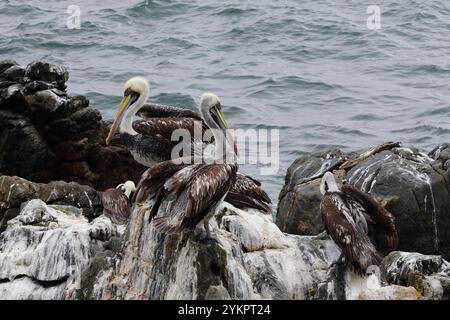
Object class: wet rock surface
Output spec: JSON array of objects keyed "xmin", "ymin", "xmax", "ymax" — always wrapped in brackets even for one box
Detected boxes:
[
  {"xmin": 85, "ymin": 203, "xmax": 341, "ymax": 300},
  {"xmin": 82, "ymin": 202, "xmax": 444, "ymax": 300},
  {"xmin": 383, "ymin": 251, "xmax": 450, "ymax": 300},
  {"xmin": 0, "ymin": 59, "xmax": 145, "ymax": 191},
  {"xmin": 277, "ymin": 143, "xmax": 450, "ymax": 260},
  {"xmin": 0, "ymin": 199, "xmax": 117, "ymax": 299}
]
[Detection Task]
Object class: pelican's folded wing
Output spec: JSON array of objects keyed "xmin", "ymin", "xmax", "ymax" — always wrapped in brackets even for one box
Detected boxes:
[
  {"xmin": 225, "ymin": 173, "xmax": 272, "ymax": 214},
  {"xmin": 138, "ymin": 103, "xmax": 202, "ymax": 120},
  {"xmin": 132, "ymin": 117, "xmax": 201, "ymax": 138},
  {"xmin": 101, "ymin": 189, "xmax": 132, "ymax": 224},
  {"xmin": 133, "ymin": 159, "xmax": 190, "ymax": 203},
  {"xmin": 341, "ymin": 184, "xmax": 398, "ymax": 250},
  {"xmin": 320, "ymin": 193, "xmax": 382, "ymax": 274},
  {"xmin": 153, "ymin": 163, "xmax": 237, "ymax": 234}
]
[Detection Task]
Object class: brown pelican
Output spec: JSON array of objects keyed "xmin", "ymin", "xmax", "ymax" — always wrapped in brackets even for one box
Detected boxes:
[
  {"xmin": 320, "ymin": 172, "xmax": 398, "ymax": 274},
  {"xmin": 101, "ymin": 181, "xmax": 136, "ymax": 225},
  {"xmin": 105, "ymin": 77, "xmax": 211, "ymax": 166},
  {"xmin": 137, "ymin": 93, "xmax": 239, "ymax": 239},
  {"xmin": 106, "ymin": 77, "xmax": 272, "ymax": 214}
]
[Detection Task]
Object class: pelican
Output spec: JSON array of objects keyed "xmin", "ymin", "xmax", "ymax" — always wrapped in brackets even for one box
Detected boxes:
[
  {"xmin": 136, "ymin": 93, "xmax": 239, "ymax": 239},
  {"xmin": 107, "ymin": 77, "xmax": 272, "ymax": 214},
  {"xmin": 101, "ymin": 180, "xmax": 136, "ymax": 225},
  {"xmin": 320, "ymin": 172, "xmax": 398, "ymax": 275}
]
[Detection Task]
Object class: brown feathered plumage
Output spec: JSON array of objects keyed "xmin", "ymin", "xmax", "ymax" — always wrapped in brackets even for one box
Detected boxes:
[
  {"xmin": 132, "ymin": 118, "xmax": 209, "ymax": 141},
  {"xmin": 151, "ymin": 162, "xmax": 238, "ymax": 234},
  {"xmin": 137, "ymin": 103, "xmax": 203, "ymax": 120},
  {"xmin": 321, "ymin": 193, "xmax": 382, "ymax": 275},
  {"xmin": 129, "ymin": 103, "xmax": 269, "ymax": 213},
  {"xmin": 320, "ymin": 173, "xmax": 398, "ymax": 275},
  {"xmin": 225, "ymin": 173, "xmax": 272, "ymax": 214},
  {"xmin": 101, "ymin": 188, "xmax": 132, "ymax": 225},
  {"xmin": 341, "ymin": 184, "xmax": 398, "ymax": 251}
]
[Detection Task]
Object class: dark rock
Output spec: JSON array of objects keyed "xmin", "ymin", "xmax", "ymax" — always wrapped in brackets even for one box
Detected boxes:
[
  {"xmin": 65, "ymin": 95, "xmax": 89, "ymax": 114},
  {"xmin": 45, "ymin": 118, "xmax": 80, "ymax": 143},
  {"xmin": 52, "ymin": 95, "xmax": 90, "ymax": 119},
  {"xmin": 70, "ymin": 108, "xmax": 102, "ymax": 131},
  {"xmin": 205, "ymin": 285, "xmax": 232, "ymax": 300},
  {"xmin": 23, "ymin": 80, "xmax": 54, "ymax": 95},
  {"xmin": 25, "ymin": 89, "xmax": 67, "ymax": 113},
  {"xmin": 276, "ymin": 144, "xmax": 450, "ymax": 260},
  {"xmin": 0, "ymin": 59, "xmax": 146, "ymax": 194},
  {"xmin": 276, "ymin": 149, "xmax": 346, "ymax": 235},
  {"xmin": 76, "ymin": 249, "xmax": 118, "ymax": 300},
  {"xmin": 315, "ymin": 262, "xmax": 346, "ymax": 300},
  {"xmin": 0, "ymin": 84, "xmax": 25, "ymax": 111},
  {"xmin": 54, "ymin": 139, "xmax": 91, "ymax": 162},
  {"xmin": 2, "ymin": 65, "xmax": 25, "ymax": 81},
  {"xmin": 346, "ymin": 149, "xmax": 450, "ymax": 257},
  {"xmin": 429, "ymin": 143, "xmax": 450, "ymax": 171},
  {"xmin": 0, "ymin": 60, "xmax": 18, "ymax": 75},
  {"xmin": 51, "ymin": 88, "xmax": 67, "ymax": 97},
  {"xmin": 0, "ymin": 81, "xmax": 18, "ymax": 89},
  {"xmin": 0, "ymin": 175, "xmax": 102, "ymax": 221},
  {"xmin": 282, "ymin": 148, "xmax": 347, "ymax": 189},
  {"xmin": 86, "ymin": 144, "xmax": 145, "ymax": 191},
  {"xmin": 0, "ymin": 208, "xmax": 20, "ymax": 233},
  {"xmin": 25, "ymin": 61, "xmax": 69, "ymax": 88},
  {"xmin": 0, "ymin": 110, "xmax": 57, "ymax": 180},
  {"xmin": 61, "ymin": 161, "xmax": 100, "ymax": 186}
]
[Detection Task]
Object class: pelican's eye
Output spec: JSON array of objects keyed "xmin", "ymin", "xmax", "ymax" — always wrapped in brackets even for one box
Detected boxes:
[{"xmin": 124, "ymin": 88, "xmax": 140, "ymax": 104}]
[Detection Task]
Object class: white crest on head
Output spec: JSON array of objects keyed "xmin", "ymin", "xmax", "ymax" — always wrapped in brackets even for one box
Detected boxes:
[
  {"xmin": 118, "ymin": 77, "xmax": 150, "ymax": 136},
  {"xmin": 124, "ymin": 77, "xmax": 150, "ymax": 96},
  {"xmin": 320, "ymin": 171, "xmax": 340, "ymax": 195},
  {"xmin": 200, "ymin": 92, "xmax": 220, "ymax": 115}
]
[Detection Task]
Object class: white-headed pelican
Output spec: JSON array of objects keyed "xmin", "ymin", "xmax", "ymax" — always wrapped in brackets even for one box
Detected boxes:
[
  {"xmin": 101, "ymin": 180, "xmax": 136, "ymax": 225},
  {"xmin": 137, "ymin": 93, "xmax": 239, "ymax": 239},
  {"xmin": 107, "ymin": 77, "xmax": 272, "ymax": 214}
]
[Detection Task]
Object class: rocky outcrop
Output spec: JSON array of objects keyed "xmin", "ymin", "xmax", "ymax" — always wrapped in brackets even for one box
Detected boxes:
[
  {"xmin": 0, "ymin": 175, "xmax": 103, "ymax": 231},
  {"xmin": 383, "ymin": 251, "xmax": 450, "ymax": 300},
  {"xmin": 0, "ymin": 59, "xmax": 145, "ymax": 191},
  {"xmin": 0, "ymin": 185, "xmax": 448, "ymax": 300},
  {"xmin": 277, "ymin": 142, "xmax": 450, "ymax": 260},
  {"xmin": 84, "ymin": 203, "xmax": 341, "ymax": 300},
  {"xmin": 82, "ymin": 202, "xmax": 428, "ymax": 300},
  {"xmin": 0, "ymin": 199, "xmax": 118, "ymax": 299}
]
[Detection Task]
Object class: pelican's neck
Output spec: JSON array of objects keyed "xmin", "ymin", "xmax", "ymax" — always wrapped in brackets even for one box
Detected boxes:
[
  {"xmin": 203, "ymin": 112, "xmax": 235, "ymax": 163},
  {"xmin": 119, "ymin": 94, "xmax": 147, "ymax": 136}
]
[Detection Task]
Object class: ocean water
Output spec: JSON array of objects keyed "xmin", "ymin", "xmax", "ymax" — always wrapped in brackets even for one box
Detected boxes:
[{"xmin": 1, "ymin": 0, "xmax": 449, "ymax": 202}]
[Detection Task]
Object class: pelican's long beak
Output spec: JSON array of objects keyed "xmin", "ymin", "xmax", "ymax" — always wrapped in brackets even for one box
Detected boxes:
[
  {"xmin": 210, "ymin": 105, "xmax": 240, "ymax": 158},
  {"xmin": 105, "ymin": 94, "xmax": 133, "ymax": 145}
]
